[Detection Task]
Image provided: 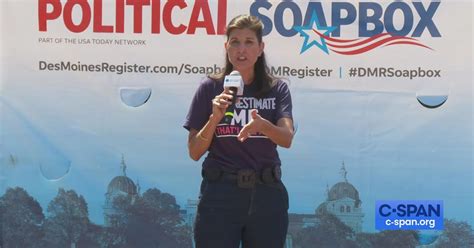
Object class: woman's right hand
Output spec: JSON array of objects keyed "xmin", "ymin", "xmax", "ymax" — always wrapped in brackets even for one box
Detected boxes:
[
  {"xmin": 211, "ymin": 89, "xmax": 234, "ymax": 121},
  {"xmin": 188, "ymin": 89, "xmax": 235, "ymax": 161}
]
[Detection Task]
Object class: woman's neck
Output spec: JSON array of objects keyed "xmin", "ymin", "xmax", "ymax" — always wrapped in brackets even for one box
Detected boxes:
[{"xmin": 239, "ymin": 70, "xmax": 254, "ymax": 85}]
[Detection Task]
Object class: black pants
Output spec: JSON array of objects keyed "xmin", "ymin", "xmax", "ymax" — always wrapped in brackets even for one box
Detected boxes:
[{"xmin": 194, "ymin": 179, "xmax": 289, "ymax": 248}]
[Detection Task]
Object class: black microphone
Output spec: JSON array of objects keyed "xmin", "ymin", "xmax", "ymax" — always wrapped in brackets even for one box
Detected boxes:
[
  {"xmin": 222, "ymin": 71, "xmax": 243, "ymax": 124},
  {"xmin": 223, "ymin": 86, "xmax": 238, "ymax": 124}
]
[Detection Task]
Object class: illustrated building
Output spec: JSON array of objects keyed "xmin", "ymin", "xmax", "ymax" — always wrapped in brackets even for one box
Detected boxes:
[
  {"xmin": 287, "ymin": 162, "xmax": 364, "ymax": 247},
  {"xmin": 103, "ymin": 155, "xmax": 140, "ymax": 227},
  {"xmin": 315, "ymin": 162, "xmax": 364, "ymax": 232}
]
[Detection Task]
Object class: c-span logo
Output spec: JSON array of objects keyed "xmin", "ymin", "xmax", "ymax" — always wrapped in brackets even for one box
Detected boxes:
[{"xmin": 375, "ymin": 200, "xmax": 443, "ymax": 230}]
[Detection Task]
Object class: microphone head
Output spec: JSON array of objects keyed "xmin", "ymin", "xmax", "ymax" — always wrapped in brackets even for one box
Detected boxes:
[
  {"xmin": 224, "ymin": 71, "xmax": 244, "ymax": 96},
  {"xmin": 229, "ymin": 70, "xmax": 240, "ymax": 76}
]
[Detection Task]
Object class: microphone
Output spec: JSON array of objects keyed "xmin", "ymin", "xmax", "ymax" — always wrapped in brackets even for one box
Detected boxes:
[{"xmin": 222, "ymin": 71, "xmax": 243, "ymax": 124}]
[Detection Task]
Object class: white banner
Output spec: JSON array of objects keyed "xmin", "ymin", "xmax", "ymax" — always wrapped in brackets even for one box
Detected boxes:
[{"xmin": 1, "ymin": 0, "xmax": 472, "ymax": 246}]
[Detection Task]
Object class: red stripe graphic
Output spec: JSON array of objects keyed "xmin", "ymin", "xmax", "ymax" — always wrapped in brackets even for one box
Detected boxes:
[
  {"xmin": 313, "ymin": 30, "xmax": 432, "ymax": 55},
  {"xmin": 384, "ymin": 41, "xmax": 433, "ymax": 50}
]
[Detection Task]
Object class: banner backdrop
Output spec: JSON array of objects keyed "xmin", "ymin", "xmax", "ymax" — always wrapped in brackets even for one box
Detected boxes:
[{"xmin": 1, "ymin": 0, "xmax": 473, "ymax": 247}]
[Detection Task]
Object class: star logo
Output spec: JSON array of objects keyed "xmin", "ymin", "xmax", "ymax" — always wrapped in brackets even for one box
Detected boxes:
[{"xmin": 293, "ymin": 10, "xmax": 337, "ymax": 54}]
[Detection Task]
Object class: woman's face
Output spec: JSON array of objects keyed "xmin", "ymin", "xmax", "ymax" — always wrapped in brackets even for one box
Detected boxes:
[{"xmin": 225, "ymin": 28, "xmax": 264, "ymax": 75}]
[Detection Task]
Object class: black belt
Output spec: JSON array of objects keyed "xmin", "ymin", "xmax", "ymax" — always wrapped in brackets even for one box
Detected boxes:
[{"xmin": 202, "ymin": 166, "xmax": 282, "ymax": 189}]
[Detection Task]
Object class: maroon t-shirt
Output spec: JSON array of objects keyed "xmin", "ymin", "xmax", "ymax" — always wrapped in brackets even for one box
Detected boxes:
[{"xmin": 184, "ymin": 77, "xmax": 293, "ymax": 171}]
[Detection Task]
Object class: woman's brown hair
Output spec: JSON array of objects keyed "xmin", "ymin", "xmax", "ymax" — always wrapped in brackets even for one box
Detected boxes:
[{"xmin": 210, "ymin": 14, "xmax": 276, "ymax": 98}]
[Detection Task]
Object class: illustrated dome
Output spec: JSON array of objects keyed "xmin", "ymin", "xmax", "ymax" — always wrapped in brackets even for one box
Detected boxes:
[
  {"xmin": 328, "ymin": 182, "xmax": 359, "ymax": 201},
  {"xmin": 107, "ymin": 175, "xmax": 137, "ymax": 195},
  {"xmin": 106, "ymin": 155, "xmax": 138, "ymax": 195}
]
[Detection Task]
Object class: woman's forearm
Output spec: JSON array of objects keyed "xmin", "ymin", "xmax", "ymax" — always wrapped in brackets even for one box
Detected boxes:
[
  {"xmin": 188, "ymin": 114, "xmax": 221, "ymax": 161},
  {"xmin": 260, "ymin": 118, "xmax": 294, "ymax": 148}
]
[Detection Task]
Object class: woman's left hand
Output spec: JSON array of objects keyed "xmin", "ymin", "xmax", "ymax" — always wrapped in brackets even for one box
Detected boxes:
[{"xmin": 237, "ymin": 109, "xmax": 268, "ymax": 142}]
